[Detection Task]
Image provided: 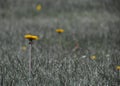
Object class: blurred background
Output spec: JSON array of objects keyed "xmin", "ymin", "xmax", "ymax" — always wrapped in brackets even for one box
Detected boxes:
[
  {"xmin": 0, "ymin": 0, "xmax": 120, "ymax": 17},
  {"xmin": 1, "ymin": 0, "xmax": 120, "ymax": 86},
  {"xmin": 0, "ymin": 0, "xmax": 120, "ymax": 44}
]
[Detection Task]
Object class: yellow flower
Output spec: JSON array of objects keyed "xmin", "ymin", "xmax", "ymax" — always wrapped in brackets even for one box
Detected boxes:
[
  {"xmin": 36, "ymin": 4, "xmax": 42, "ymax": 11},
  {"xmin": 56, "ymin": 29, "xmax": 64, "ymax": 33},
  {"xmin": 22, "ymin": 46, "xmax": 27, "ymax": 51},
  {"xmin": 24, "ymin": 34, "xmax": 39, "ymax": 40},
  {"xmin": 90, "ymin": 55, "xmax": 96, "ymax": 60},
  {"xmin": 116, "ymin": 66, "xmax": 120, "ymax": 70}
]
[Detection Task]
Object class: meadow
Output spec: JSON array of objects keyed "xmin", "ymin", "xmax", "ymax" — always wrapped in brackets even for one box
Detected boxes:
[{"xmin": 0, "ymin": 0, "xmax": 120, "ymax": 86}]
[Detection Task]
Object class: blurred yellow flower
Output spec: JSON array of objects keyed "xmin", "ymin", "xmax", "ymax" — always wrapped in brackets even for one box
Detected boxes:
[
  {"xmin": 56, "ymin": 29, "xmax": 64, "ymax": 33},
  {"xmin": 24, "ymin": 34, "xmax": 39, "ymax": 40},
  {"xmin": 90, "ymin": 55, "xmax": 96, "ymax": 60},
  {"xmin": 116, "ymin": 66, "xmax": 120, "ymax": 70},
  {"xmin": 36, "ymin": 4, "xmax": 42, "ymax": 11},
  {"xmin": 22, "ymin": 46, "xmax": 27, "ymax": 51}
]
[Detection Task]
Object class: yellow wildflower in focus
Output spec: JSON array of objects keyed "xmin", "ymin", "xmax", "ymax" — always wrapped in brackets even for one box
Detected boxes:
[
  {"xmin": 116, "ymin": 66, "xmax": 120, "ymax": 70},
  {"xmin": 22, "ymin": 46, "xmax": 27, "ymax": 51},
  {"xmin": 36, "ymin": 4, "xmax": 42, "ymax": 11},
  {"xmin": 90, "ymin": 55, "xmax": 96, "ymax": 60},
  {"xmin": 24, "ymin": 34, "xmax": 39, "ymax": 40},
  {"xmin": 56, "ymin": 29, "xmax": 64, "ymax": 33}
]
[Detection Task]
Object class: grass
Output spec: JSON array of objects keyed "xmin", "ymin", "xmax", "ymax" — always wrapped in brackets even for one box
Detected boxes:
[{"xmin": 0, "ymin": 2, "xmax": 120, "ymax": 86}]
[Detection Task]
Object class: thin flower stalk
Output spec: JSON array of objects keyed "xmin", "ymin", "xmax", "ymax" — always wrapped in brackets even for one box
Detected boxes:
[{"xmin": 24, "ymin": 34, "xmax": 39, "ymax": 83}]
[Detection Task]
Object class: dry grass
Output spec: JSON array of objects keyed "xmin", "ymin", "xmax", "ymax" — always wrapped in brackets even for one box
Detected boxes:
[{"xmin": 0, "ymin": 0, "xmax": 120, "ymax": 86}]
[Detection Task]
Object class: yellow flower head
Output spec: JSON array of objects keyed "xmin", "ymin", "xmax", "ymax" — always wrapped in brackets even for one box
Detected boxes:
[
  {"xmin": 24, "ymin": 34, "xmax": 39, "ymax": 40},
  {"xmin": 56, "ymin": 29, "xmax": 64, "ymax": 33},
  {"xmin": 22, "ymin": 46, "xmax": 27, "ymax": 51},
  {"xmin": 90, "ymin": 55, "xmax": 96, "ymax": 60},
  {"xmin": 116, "ymin": 66, "xmax": 120, "ymax": 70},
  {"xmin": 36, "ymin": 4, "xmax": 42, "ymax": 11}
]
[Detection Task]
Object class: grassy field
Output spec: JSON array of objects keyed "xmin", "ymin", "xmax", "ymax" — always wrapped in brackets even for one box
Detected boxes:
[{"xmin": 0, "ymin": 0, "xmax": 120, "ymax": 86}]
